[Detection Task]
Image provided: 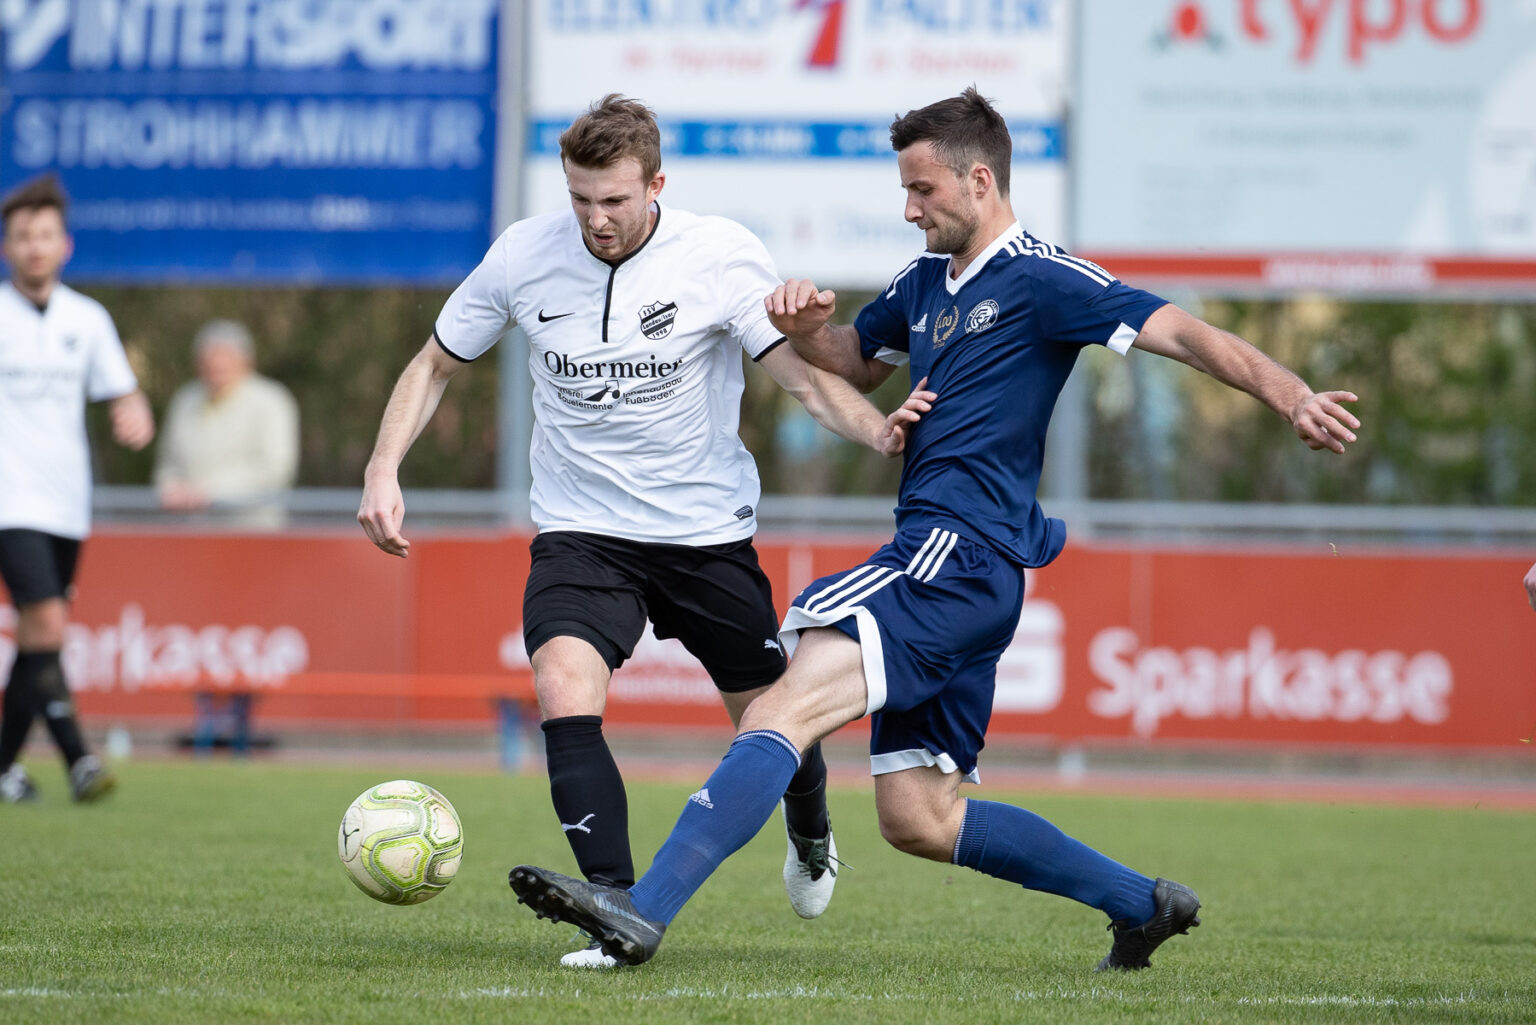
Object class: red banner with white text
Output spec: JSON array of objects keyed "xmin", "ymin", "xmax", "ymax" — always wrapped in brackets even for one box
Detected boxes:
[{"xmin": 1, "ymin": 531, "xmax": 1531, "ymax": 751}]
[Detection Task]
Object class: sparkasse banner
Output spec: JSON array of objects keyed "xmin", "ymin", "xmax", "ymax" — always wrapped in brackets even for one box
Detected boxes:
[
  {"xmin": 6, "ymin": 532, "xmax": 1530, "ymax": 754},
  {"xmin": 1074, "ymin": 0, "xmax": 1536, "ymax": 294},
  {"xmin": 526, "ymin": 0, "xmax": 1070, "ymax": 288},
  {"xmin": 0, "ymin": 0, "xmax": 499, "ymax": 285}
]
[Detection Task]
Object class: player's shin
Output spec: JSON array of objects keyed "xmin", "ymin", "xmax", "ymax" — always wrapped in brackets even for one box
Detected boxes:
[
  {"xmin": 543, "ymin": 715, "xmax": 635, "ymax": 888},
  {"xmin": 952, "ymin": 798, "xmax": 1157, "ymax": 924},
  {"xmin": 27, "ymin": 651, "xmax": 89, "ymax": 767},
  {"xmin": 781, "ymin": 740, "xmax": 830, "ymax": 838},
  {"xmin": 627, "ymin": 729, "xmax": 801, "ymax": 923}
]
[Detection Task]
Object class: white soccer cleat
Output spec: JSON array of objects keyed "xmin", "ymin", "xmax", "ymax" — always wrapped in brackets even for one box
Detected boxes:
[
  {"xmin": 559, "ymin": 939, "xmax": 621, "ymax": 969},
  {"xmin": 782, "ymin": 803, "xmax": 838, "ymax": 919},
  {"xmin": 0, "ymin": 764, "xmax": 38, "ymax": 803}
]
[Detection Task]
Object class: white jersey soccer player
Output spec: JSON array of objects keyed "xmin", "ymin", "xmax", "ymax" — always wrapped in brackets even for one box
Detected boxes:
[
  {"xmin": 435, "ymin": 204, "xmax": 784, "ymax": 544},
  {"xmin": 1, "ymin": 173, "xmax": 154, "ymax": 806},
  {"xmin": 0, "ymin": 281, "xmax": 140, "ymax": 540},
  {"xmin": 360, "ymin": 95, "xmax": 926, "ymax": 968}
]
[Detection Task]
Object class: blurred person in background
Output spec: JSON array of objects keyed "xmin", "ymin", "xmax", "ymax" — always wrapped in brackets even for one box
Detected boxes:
[
  {"xmin": 508, "ymin": 87, "xmax": 1362, "ymax": 972},
  {"xmin": 154, "ymin": 319, "xmax": 300, "ymax": 530},
  {"xmin": 359, "ymin": 94, "xmax": 928, "ymax": 968},
  {"xmin": 0, "ymin": 173, "xmax": 154, "ymax": 804},
  {"xmin": 1524, "ymin": 562, "xmax": 1535, "ymax": 611}
]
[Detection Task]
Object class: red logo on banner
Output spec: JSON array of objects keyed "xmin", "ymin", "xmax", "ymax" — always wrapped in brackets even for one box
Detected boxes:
[
  {"xmin": 1154, "ymin": 2, "xmax": 1223, "ymax": 49},
  {"xmin": 796, "ymin": 0, "xmax": 846, "ymax": 68}
]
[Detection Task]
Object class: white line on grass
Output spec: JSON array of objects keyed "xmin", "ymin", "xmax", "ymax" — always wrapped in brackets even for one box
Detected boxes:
[{"xmin": 458, "ymin": 985, "xmax": 1528, "ymax": 1008}]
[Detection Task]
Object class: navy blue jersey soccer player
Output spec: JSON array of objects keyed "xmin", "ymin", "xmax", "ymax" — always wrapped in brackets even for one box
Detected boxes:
[{"xmin": 509, "ymin": 88, "xmax": 1362, "ymax": 972}]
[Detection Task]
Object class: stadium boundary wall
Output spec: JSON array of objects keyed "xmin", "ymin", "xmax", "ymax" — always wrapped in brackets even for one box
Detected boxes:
[{"xmin": 1, "ymin": 531, "xmax": 1531, "ymax": 754}]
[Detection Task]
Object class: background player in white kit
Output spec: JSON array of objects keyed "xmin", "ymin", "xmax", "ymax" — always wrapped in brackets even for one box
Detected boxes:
[
  {"xmin": 0, "ymin": 174, "xmax": 156, "ymax": 804},
  {"xmin": 358, "ymin": 95, "xmax": 929, "ymax": 967}
]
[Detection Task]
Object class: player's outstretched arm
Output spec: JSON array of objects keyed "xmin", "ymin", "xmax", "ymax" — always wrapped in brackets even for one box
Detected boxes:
[
  {"xmin": 359, "ymin": 337, "xmax": 463, "ymax": 558},
  {"xmin": 1133, "ymin": 304, "xmax": 1360, "ymax": 454},
  {"xmin": 757, "ymin": 345, "xmax": 932, "ymax": 457},
  {"xmin": 107, "ymin": 390, "xmax": 155, "ymax": 450},
  {"xmin": 766, "ymin": 279, "xmax": 893, "ymax": 392},
  {"xmin": 1524, "ymin": 562, "xmax": 1536, "ymax": 612}
]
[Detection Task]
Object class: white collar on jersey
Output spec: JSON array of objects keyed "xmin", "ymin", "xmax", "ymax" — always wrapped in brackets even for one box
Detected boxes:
[{"xmin": 945, "ymin": 220, "xmax": 1023, "ymax": 295}]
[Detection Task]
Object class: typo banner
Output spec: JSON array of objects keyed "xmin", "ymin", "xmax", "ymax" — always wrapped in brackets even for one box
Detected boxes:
[{"xmin": 3, "ymin": 531, "xmax": 1531, "ymax": 750}]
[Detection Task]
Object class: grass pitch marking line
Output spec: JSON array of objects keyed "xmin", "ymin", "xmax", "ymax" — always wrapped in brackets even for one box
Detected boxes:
[{"xmin": 460, "ymin": 985, "xmax": 1523, "ymax": 1008}]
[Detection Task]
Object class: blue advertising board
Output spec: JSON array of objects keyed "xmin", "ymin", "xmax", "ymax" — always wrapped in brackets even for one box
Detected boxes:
[{"xmin": 0, "ymin": 0, "xmax": 499, "ymax": 285}]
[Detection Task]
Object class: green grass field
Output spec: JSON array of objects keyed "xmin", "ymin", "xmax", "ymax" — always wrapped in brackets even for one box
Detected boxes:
[{"xmin": 2, "ymin": 758, "xmax": 1533, "ymax": 1024}]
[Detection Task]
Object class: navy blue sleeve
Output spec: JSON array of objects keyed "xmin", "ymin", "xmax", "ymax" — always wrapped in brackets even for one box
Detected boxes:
[
  {"xmin": 854, "ymin": 262, "xmax": 918, "ymax": 362},
  {"xmin": 1030, "ymin": 257, "xmax": 1168, "ymax": 349}
]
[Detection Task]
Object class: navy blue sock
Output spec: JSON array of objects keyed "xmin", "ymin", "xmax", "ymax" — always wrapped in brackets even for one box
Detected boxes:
[
  {"xmin": 628, "ymin": 730, "xmax": 800, "ymax": 924},
  {"xmin": 952, "ymin": 799, "xmax": 1156, "ymax": 924}
]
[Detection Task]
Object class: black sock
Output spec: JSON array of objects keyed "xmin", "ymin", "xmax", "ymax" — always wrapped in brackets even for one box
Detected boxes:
[
  {"xmin": 29, "ymin": 651, "xmax": 88, "ymax": 767},
  {"xmin": 0, "ymin": 655, "xmax": 39, "ymax": 771},
  {"xmin": 542, "ymin": 715, "xmax": 634, "ymax": 888},
  {"xmin": 782, "ymin": 741, "xmax": 830, "ymax": 839}
]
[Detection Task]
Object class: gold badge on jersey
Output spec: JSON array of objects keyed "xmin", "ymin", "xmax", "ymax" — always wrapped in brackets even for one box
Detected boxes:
[{"xmin": 933, "ymin": 305, "xmax": 959, "ymax": 347}]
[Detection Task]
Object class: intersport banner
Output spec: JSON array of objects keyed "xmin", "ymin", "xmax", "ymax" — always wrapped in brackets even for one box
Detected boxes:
[
  {"xmin": 0, "ymin": 0, "xmax": 499, "ymax": 284},
  {"xmin": 3, "ymin": 532, "xmax": 1531, "ymax": 751}
]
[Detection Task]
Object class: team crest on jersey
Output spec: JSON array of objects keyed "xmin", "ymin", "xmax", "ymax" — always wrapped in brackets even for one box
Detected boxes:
[
  {"xmin": 932, "ymin": 305, "xmax": 960, "ymax": 347},
  {"xmin": 639, "ymin": 301, "xmax": 678, "ymax": 340},
  {"xmin": 965, "ymin": 300, "xmax": 1000, "ymax": 334}
]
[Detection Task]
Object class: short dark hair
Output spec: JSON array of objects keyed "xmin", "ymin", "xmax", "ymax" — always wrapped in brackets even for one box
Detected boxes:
[
  {"xmin": 1, "ymin": 173, "xmax": 70, "ymax": 232},
  {"xmin": 889, "ymin": 87, "xmax": 1011, "ymax": 198},
  {"xmin": 559, "ymin": 94, "xmax": 663, "ymax": 181}
]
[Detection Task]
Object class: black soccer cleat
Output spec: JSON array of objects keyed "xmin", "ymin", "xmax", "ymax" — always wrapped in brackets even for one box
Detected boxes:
[
  {"xmin": 1095, "ymin": 877, "xmax": 1202, "ymax": 972},
  {"xmin": 509, "ymin": 865, "xmax": 666, "ymax": 966}
]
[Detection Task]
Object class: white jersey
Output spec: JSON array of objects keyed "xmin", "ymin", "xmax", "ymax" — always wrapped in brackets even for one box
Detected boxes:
[
  {"xmin": 0, "ymin": 281, "xmax": 139, "ymax": 539},
  {"xmin": 436, "ymin": 204, "xmax": 785, "ymax": 545}
]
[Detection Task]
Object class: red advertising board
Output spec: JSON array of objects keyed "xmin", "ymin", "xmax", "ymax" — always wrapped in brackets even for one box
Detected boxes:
[{"xmin": 2, "ymin": 530, "xmax": 1532, "ymax": 752}]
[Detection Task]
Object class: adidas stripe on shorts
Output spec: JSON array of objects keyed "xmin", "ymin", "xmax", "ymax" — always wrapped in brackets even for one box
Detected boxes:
[{"xmin": 779, "ymin": 523, "xmax": 1024, "ymax": 781}]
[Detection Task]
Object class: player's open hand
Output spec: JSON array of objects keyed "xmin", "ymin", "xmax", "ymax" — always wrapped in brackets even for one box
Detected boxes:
[
  {"xmin": 358, "ymin": 476, "xmax": 410, "ymax": 557},
  {"xmin": 877, "ymin": 377, "xmax": 935, "ymax": 457},
  {"xmin": 1291, "ymin": 390, "xmax": 1360, "ymax": 453},
  {"xmin": 765, "ymin": 279, "xmax": 837, "ymax": 339}
]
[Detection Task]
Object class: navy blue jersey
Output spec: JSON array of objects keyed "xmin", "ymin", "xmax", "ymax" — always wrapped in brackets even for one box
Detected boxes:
[{"xmin": 855, "ymin": 225, "xmax": 1167, "ymax": 567}]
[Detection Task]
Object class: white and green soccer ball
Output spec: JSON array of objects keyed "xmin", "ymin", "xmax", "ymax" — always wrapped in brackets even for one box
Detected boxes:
[{"xmin": 338, "ymin": 779, "xmax": 464, "ymax": 905}]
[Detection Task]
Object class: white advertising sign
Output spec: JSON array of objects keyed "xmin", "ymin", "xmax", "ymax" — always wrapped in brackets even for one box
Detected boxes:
[
  {"xmin": 526, "ymin": 0, "xmax": 1070, "ymax": 288},
  {"xmin": 1074, "ymin": 0, "xmax": 1536, "ymax": 294}
]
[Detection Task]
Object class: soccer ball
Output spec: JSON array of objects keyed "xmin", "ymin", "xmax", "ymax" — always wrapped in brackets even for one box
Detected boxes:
[{"xmin": 338, "ymin": 779, "xmax": 464, "ymax": 905}]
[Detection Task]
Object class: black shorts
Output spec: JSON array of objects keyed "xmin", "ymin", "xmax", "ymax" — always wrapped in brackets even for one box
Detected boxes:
[
  {"xmin": 522, "ymin": 531, "xmax": 787, "ymax": 693},
  {"xmin": 0, "ymin": 529, "xmax": 82, "ymax": 606}
]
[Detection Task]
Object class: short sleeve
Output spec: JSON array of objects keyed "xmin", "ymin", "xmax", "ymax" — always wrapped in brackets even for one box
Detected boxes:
[
  {"xmin": 853, "ymin": 260, "xmax": 921, "ymax": 366},
  {"xmin": 716, "ymin": 221, "xmax": 784, "ymax": 360},
  {"xmin": 84, "ymin": 305, "xmax": 138, "ymax": 401},
  {"xmin": 435, "ymin": 230, "xmax": 516, "ymax": 361},
  {"xmin": 1031, "ymin": 257, "xmax": 1167, "ymax": 353}
]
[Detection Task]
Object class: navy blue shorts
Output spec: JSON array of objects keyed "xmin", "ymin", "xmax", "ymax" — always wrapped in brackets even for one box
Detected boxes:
[
  {"xmin": 780, "ymin": 525, "xmax": 1024, "ymax": 780},
  {"xmin": 0, "ymin": 529, "xmax": 82, "ymax": 606}
]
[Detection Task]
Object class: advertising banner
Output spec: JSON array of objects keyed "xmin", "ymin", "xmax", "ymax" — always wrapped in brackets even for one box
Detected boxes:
[
  {"xmin": 525, "ymin": 0, "xmax": 1070, "ymax": 288},
  {"xmin": 0, "ymin": 0, "xmax": 499, "ymax": 284},
  {"xmin": 4, "ymin": 531, "xmax": 1532, "ymax": 753},
  {"xmin": 1074, "ymin": 0, "xmax": 1536, "ymax": 294}
]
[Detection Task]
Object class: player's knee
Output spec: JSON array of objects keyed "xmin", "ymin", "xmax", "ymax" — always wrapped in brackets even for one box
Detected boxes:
[
  {"xmin": 15, "ymin": 599, "xmax": 68, "ymax": 650},
  {"xmin": 876, "ymin": 806, "xmax": 951, "ymax": 862}
]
